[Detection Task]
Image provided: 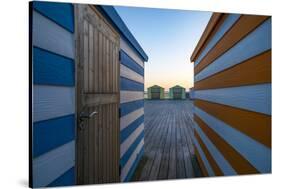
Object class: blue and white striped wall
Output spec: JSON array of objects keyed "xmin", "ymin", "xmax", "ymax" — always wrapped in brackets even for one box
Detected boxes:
[
  {"xmin": 120, "ymin": 38, "xmax": 145, "ymax": 182},
  {"xmin": 32, "ymin": 1, "xmax": 75, "ymax": 187}
]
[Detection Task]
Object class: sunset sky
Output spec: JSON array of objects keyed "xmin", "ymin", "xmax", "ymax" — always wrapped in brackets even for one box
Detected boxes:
[{"xmin": 115, "ymin": 6, "xmax": 212, "ymax": 91}]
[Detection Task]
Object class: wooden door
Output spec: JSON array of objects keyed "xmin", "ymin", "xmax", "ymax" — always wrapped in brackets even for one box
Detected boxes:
[{"xmin": 75, "ymin": 5, "xmax": 120, "ymax": 184}]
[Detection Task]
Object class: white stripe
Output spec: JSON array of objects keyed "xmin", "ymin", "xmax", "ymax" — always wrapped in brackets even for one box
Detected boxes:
[
  {"xmin": 121, "ymin": 90, "xmax": 144, "ymax": 103},
  {"xmin": 192, "ymin": 136, "xmax": 215, "ymax": 176},
  {"xmin": 195, "ymin": 107, "xmax": 271, "ymax": 173},
  {"xmin": 33, "ymin": 10, "xmax": 74, "ymax": 59},
  {"xmin": 194, "ymin": 123, "xmax": 237, "ymax": 175},
  {"xmin": 194, "ymin": 84, "xmax": 271, "ymax": 115},
  {"xmin": 120, "ymin": 64, "xmax": 144, "ymax": 84},
  {"xmin": 121, "ymin": 38, "xmax": 144, "ymax": 68},
  {"xmin": 120, "ymin": 108, "xmax": 144, "ymax": 130},
  {"xmin": 33, "ymin": 140, "xmax": 75, "ymax": 187},
  {"xmin": 121, "ymin": 123, "xmax": 144, "ymax": 157},
  {"xmin": 195, "ymin": 18, "xmax": 271, "ymax": 82},
  {"xmin": 33, "ymin": 85, "xmax": 75, "ymax": 122},
  {"xmin": 121, "ymin": 139, "xmax": 144, "ymax": 181}
]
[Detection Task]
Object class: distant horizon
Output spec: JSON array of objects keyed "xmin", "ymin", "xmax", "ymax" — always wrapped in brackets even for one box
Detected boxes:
[{"xmin": 115, "ymin": 6, "xmax": 212, "ymax": 91}]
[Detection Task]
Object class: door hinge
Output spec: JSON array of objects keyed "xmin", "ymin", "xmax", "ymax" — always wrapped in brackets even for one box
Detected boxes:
[
  {"xmin": 118, "ymin": 108, "xmax": 121, "ymax": 118},
  {"xmin": 119, "ymin": 51, "xmax": 121, "ymax": 61},
  {"xmin": 119, "ymin": 164, "xmax": 121, "ymax": 176}
]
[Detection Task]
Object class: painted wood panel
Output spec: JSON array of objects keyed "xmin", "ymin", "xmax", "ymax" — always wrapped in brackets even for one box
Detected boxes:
[
  {"xmin": 195, "ymin": 50, "xmax": 271, "ymax": 90},
  {"xmin": 120, "ymin": 38, "xmax": 144, "ymax": 67},
  {"xmin": 33, "ymin": 85, "xmax": 75, "ymax": 122},
  {"xmin": 33, "ymin": 47, "xmax": 75, "ymax": 86},
  {"xmin": 121, "ymin": 139, "xmax": 144, "ymax": 181},
  {"xmin": 120, "ymin": 64, "xmax": 144, "ymax": 84},
  {"xmin": 194, "ymin": 107, "xmax": 271, "ymax": 173},
  {"xmin": 33, "ymin": 10, "xmax": 74, "ymax": 59},
  {"xmin": 33, "ymin": 114, "xmax": 75, "ymax": 157},
  {"xmin": 194, "ymin": 15, "xmax": 269, "ymax": 75},
  {"xmin": 120, "ymin": 107, "xmax": 144, "ymax": 130},
  {"xmin": 195, "ymin": 18, "xmax": 271, "ymax": 82},
  {"xmin": 121, "ymin": 115, "xmax": 144, "ymax": 142},
  {"xmin": 48, "ymin": 167, "xmax": 75, "ymax": 187},
  {"xmin": 33, "ymin": 1, "xmax": 74, "ymax": 32},
  {"xmin": 120, "ymin": 100, "xmax": 144, "ymax": 117},
  {"xmin": 194, "ymin": 122, "xmax": 237, "ymax": 175},
  {"xmin": 33, "ymin": 141, "xmax": 75, "ymax": 187},
  {"xmin": 195, "ymin": 99, "xmax": 271, "ymax": 147},
  {"xmin": 120, "ymin": 50, "xmax": 144, "ymax": 76},
  {"xmin": 194, "ymin": 14, "xmax": 240, "ymax": 66},
  {"xmin": 195, "ymin": 115, "xmax": 259, "ymax": 174},
  {"xmin": 194, "ymin": 84, "xmax": 271, "ymax": 115},
  {"xmin": 120, "ymin": 90, "xmax": 144, "ymax": 103},
  {"xmin": 121, "ymin": 123, "xmax": 144, "ymax": 157}
]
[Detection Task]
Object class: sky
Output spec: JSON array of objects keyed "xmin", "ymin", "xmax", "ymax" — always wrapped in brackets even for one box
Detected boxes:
[{"xmin": 115, "ymin": 6, "xmax": 212, "ymax": 91}]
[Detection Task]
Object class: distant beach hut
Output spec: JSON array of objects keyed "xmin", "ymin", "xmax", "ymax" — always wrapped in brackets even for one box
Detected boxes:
[
  {"xmin": 169, "ymin": 85, "xmax": 186, "ymax": 99},
  {"xmin": 147, "ymin": 85, "xmax": 164, "ymax": 99}
]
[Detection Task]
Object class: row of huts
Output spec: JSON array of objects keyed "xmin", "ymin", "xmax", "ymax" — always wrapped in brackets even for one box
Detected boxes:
[{"xmin": 147, "ymin": 85, "xmax": 187, "ymax": 99}]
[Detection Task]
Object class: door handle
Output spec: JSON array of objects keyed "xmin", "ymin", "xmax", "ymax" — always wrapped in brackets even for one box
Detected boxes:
[
  {"xmin": 78, "ymin": 111, "xmax": 98, "ymax": 130},
  {"xmin": 79, "ymin": 111, "xmax": 98, "ymax": 120}
]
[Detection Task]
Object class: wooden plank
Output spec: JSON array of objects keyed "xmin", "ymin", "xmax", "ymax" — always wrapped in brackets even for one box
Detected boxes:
[
  {"xmin": 120, "ymin": 38, "xmax": 144, "ymax": 68},
  {"xmin": 195, "ymin": 50, "xmax": 271, "ymax": 90},
  {"xmin": 120, "ymin": 64, "xmax": 144, "ymax": 84},
  {"xmin": 195, "ymin": 99, "xmax": 271, "ymax": 148},
  {"xmin": 84, "ymin": 93, "xmax": 119, "ymax": 106},
  {"xmin": 120, "ymin": 91, "xmax": 144, "ymax": 103},
  {"xmin": 33, "ymin": 10, "xmax": 75, "ymax": 59},
  {"xmin": 194, "ymin": 15, "xmax": 269, "ymax": 74}
]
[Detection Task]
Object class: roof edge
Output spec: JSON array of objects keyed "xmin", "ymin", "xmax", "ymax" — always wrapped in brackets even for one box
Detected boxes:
[
  {"xmin": 190, "ymin": 13, "xmax": 223, "ymax": 62},
  {"xmin": 97, "ymin": 5, "xmax": 149, "ymax": 62}
]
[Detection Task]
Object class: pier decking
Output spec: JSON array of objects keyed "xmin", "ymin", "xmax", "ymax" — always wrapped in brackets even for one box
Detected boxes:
[{"xmin": 132, "ymin": 99, "xmax": 202, "ymax": 181}]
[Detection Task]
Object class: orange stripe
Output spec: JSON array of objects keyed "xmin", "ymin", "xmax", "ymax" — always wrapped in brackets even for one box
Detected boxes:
[
  {"xmin": 190, "ymin": 13, "xmax": 225, "ymax": 62},
  {"xmin": 194, "ymin": 15, "xmax": 269, "ymax": 74},
  {"xmin": 194, "ymin": 115, "xmax": 259, "ymax": 174},
  {"xmin": 194, "ymin": 99, "xmax": 271, "ymax": 148},
  {"xmin": 194, "ymin": 50, "xmax": 271, "ymax": 90},
  {"xmin": 195, "ymin": 131, "xmax": 224, "ymax": 176},
  {"xmin": 194, "ymin": 146, "xmax": 208, "ymax": 177}
]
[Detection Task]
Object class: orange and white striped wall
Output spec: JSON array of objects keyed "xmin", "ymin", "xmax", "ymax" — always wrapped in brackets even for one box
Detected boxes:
[{"xmin": 190, "ymin": 13, "xmax": 271, "ymax": 176}]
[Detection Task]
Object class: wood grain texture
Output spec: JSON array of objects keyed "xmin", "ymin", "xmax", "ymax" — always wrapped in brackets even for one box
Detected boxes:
[
  {"xmin": 195, "ymin": 99, "xmax": 271, "ymax": 147},
  {"xmin": 194, "ymin": 15, "xmax": 269, "ymax": 74},
  {"xmin": 195, "ymin": 50, "xmax": 271, "ymax": 90},
  {"xmin": 195, "ymin": 115, "xmax": 259, "ymax": 174},
  {"xmin": 75, "ymin": 5, "xmax": 120, "ymax": 184}
]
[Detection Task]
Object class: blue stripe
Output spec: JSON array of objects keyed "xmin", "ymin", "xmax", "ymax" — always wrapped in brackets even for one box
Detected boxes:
[
  {"xmin": 195, "ymin": 107, "xmax": 271, "ymax": 173},
  {"xmin": 33, "ymin": 114, "xmax": 75, "ymax": 158},
  {"xmin": 194, "ymin": 83, "xmax": 271, "ymax": 115},
  {"xmin": 195, "ymin": 14, "xmax": 241, "ymax": 66},
  {"xmin": 120, "ymin": 131, "xmax": 144, "ymax": 168},
  {"xmin": 97, "ymin": 6, "xmax": 148, "ymax": 61},
  {"xmin": 195, "ymin": 18, "xmax": 271, "ymax": 82},
  {"xmin": 33, "ymin": 47, "xmax": 75, "ymax": 86},
  {"xmin": 48, "ymin": 167, "xmax": 75, "ymax": 187},
  {"xmin": 121, "ymin": 77, "xmax": 144, "ymax": 91},
  {"xmin": 121, "ymin": 115, "xmax": 144, "ymax": 143},
  {"xmin": 33, "ymin": 1, "xmax": 74, "ymax": 33},
  {"xmin": 120, "ymin": 100, "xmax": 144, "ymax": 117},
  {"xmin": 124, "ymin": 146, "xmax": 144, "ymax": 182},
  {"xmin": 120, "ymin": 50, "xmax": 144, "ymax": 76}
]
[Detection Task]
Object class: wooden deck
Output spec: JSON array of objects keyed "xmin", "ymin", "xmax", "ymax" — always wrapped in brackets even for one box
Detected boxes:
[{"xmin": 132, "ymin": 99, "xmax": 202, "ymax": 181}]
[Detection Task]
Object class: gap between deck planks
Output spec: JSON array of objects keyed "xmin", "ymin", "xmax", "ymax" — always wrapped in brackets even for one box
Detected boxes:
[{"xmin": 132, "ymin": 99, "xmax": 203, "ymax": 181}]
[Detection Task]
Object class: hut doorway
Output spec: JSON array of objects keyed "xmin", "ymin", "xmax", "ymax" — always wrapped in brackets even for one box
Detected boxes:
[{"xmin": 75, "ymin": 5, "xmax": 120, "ymax": 184}]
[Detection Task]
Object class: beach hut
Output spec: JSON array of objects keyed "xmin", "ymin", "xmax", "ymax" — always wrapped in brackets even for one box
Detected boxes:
[
  {"xmin": 31, "ymin": 1, "xmax": 148, "ymax": 187},
  {"xmin": 169, "ymin": 85, "xmax": 186, "ymax": 99},
  {"xmin": 190, "ymin": 13, "xmax": 271, "ymax": 176},
  {"xmin": 147, "ymin": 85, "xmax": 165, "ymax": 99}
]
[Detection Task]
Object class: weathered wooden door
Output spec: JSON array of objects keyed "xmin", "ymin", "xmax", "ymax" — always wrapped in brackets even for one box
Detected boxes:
[{"xmin": 75, "ymin": 5, "xmax": 120, "ymax": 184}]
